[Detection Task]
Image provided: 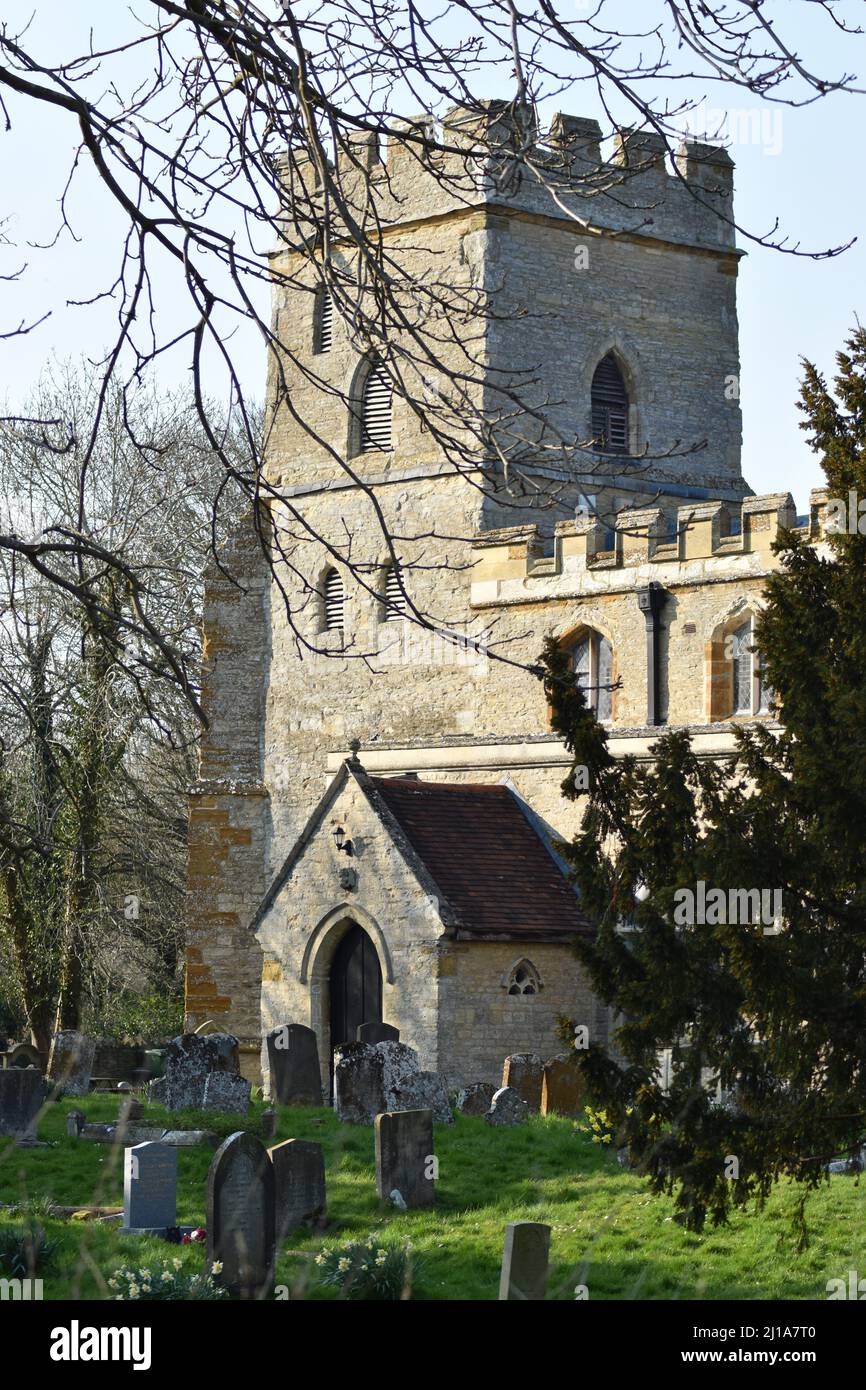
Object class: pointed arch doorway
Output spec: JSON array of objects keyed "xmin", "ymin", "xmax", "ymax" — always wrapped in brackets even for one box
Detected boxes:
[{"xmin": 329, "ymin": 923, "xmax": 383, "ymax": 1076}]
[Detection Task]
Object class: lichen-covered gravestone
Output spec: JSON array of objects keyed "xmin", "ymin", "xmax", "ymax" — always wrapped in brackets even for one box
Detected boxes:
[
  {"xmin": 266, "ymin": 1024, "xmax": 322, "ymax": 1106},
  {"xmin": 268, "ymin": 1139, "xmax": 326, "ymax": 1242},
  {"xmin": 147, "ymin": 1032, "xmax": 241, "ymax": 1111},
  {"xmin": 485, "ymin": 1086, "xmax": 529, "ymax": 1127},
  {"xmin": 501, "ymin": 1055, "xmax": 544, "ymax": 1112},
  {"xmin": 48, "ymin": 1031, "xmax": 95, "ymax": 1096},
  {"xmin": 122, "ymin": 1141, "xmax": 177, "ymax": 1235},
  {"xmin": 499, "ymin": 1221, "xmax": 551, "ymax": 1301},
  {"xmin": 454, "ymin": 1082, "xmax": 496, "ymax": 1117},
  {"xmin": 207, "ymin": 1132, "xmax": 275, "ymax": 1299},
  {"xmin": 333, "ymin": 1043, "xmax": 387, "ymax": 1124},
  {"xmin": 202, "ymin": 1071, "xmax": 251, "ymax": 1115},
  {"xmin": 0, "ymin": 1069, "xmax": 44, "ymax": 1139},
  {"xmin": 540, "ymin": 1055, "xmax": 586, "ymax": 1117},
  {"xmin": 356, "ymin": 1022, "xmax": 400, "ymax": 1045},
  {"xmin": 375, "ymin": 1109, "xmax": 435, "ymax": 1209}
]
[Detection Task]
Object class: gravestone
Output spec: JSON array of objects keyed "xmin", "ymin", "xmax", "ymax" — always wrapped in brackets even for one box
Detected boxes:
[
  {"xmin": 485, "ymin": 1087, "xmax": 529, "ymax": 1127},
  {"xmin": 6, "ymin": 1043, "xmax": 42, "ymax": 1072},
  {"xmin": 261, "ymin": 1107, "xmax": 278, "ymax": 1139},
  {"xmin": 48, "ymin": 1031, "xmax": 95, "ymax": 1096},
  {"xmin": 118, "ymin": 1096, "xmax": 144, "ymax": 1126},
  {"xmin": 501, "ymin": 1054, "xmax": 544, "ymax": 1112},
  {"xmin": 333, "ymin": 1043, "xmax": 386, "ymax": 1124},
  {"xmin": 374, "ymin": 1109, "xmax": 435, "ymax": 1209},
  {"xmin": 147, "ymin": 1032, "xmax": 239, "ymax": 1110},
  {"xmin": 66, "ymin": 1109, "xmax": 85, "ymax": 1138},
  {"xmin": 390, "ymin": 1070, "xmax": 453, "ymax": 1124},
  {"xmin": 455, "ymin": 1082, "xmax": 496, "ymax": 1117},
  {"xmin": 357, "ymin": 1022, "xmax": 400, "ymax": 1045},
  {"xmin": 202, "ymin": 1071, "xmax": 251, "ymax": 1114},
  {"xmin": 540, "ymin": 1055, "xmax": 586, "ymax": 1117},
  {"xmin": 122, "ymin": 1141, "xmax": 178, "ymax": 1234},
  {"xmin": 0, "ymin": 1068, "xmax": 44, "ymax": 1138},
  {"xmin": 266, "ymin": 1024, "xmax": 322, "ymax": 1106},
  {"xmin": 207, "ymin": 1132, "xmax": 275, "ymax": 1299},
  {"xmin": 499, "ymin": 1221, "xmax": 551, "ymax": 1301},
  {"xmin": 268, "ymin": 1139, "xmax": 326, "ymax": 1241}
]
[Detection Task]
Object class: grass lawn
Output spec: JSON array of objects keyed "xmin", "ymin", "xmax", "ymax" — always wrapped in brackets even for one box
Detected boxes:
[{"xmin": 1, "ymin": 1094, "xmax": 863, "ymax": 1300}]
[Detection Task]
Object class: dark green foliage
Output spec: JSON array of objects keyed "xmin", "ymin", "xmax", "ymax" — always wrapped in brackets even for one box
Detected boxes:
[{"xmin": 540, "ymin": 328, "xmax": 866, "ymax": 1238}]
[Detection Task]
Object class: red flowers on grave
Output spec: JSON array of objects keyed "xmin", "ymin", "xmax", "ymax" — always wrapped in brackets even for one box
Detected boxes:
[{"xmin": 181, "ymin": 1227, "xmax": 207, "ymax": 1245}]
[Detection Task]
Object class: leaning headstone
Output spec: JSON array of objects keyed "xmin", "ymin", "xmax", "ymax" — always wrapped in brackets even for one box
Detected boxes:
[
  {"xmin": 501, "ymin": 1054, "xmax": 544, "ymax": 1112},
  {"xmin": 455, "ymin": 1082, "xmax": 496, "ymax": 1117},
  {"xmin": 485, "ymin": 1087, "xmax": 529, "ymax": 1127},
  {"xmin": 48, "ymin": 1031, "xmax": 95, "ymax": 1096},
  {"xmin": 357, "ymin": 1022, "xmax": 400, "ymax": 1045},
  {"xmin": 0, "ymin": 1069, "xmax": 44, "ymax": 1138},
  {"xmin": 207, "ymin": 1132, "xmax": 275, "ymax": 1299},
  {"xmin": 269, "ymin": 1139, "xmax": 326, "ymax": 1241},
  {"xmin": 266, "ymin": 1024, "xmax": 322, "ymax": 1106},
  {"xmin": 375, "ymin": 1109, "xmax": 435, "ymax": 1209},
  {"xmin": 540, "ymin": 1055, "xmax": 586, "ymax": 1117},
  {"xmin": 202, "ymin": 1071, "xmax": 251, "ymax": 1115},
  {"xmin": 147, "ymin": 1032, "xmax": 239, "ymax": 1110},
  {"xmin": 333, "ymin": 1043, "xmax": 386, "ymax": 1124},
  {"xmin": 499, "ymin": 1221, "xmax": 551, "ymax": 1301},
  {"xmin": 122, "ymin": 1141, "xmax": 178, "ymax": 1235}
]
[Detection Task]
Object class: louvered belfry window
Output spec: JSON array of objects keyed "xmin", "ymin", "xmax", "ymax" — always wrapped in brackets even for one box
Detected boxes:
[
  {"xmin": 591, "ymin": 353, "xmax": 629, "ymax": 453},
  {"xmin": 383, "ymin": 564, "xmax": 406, "ymax": 619},
  {"xmin": 323, "ymin": 568, "xmax": 344, "ymax": 631},
  {"xmin": 361, "ymin": 357, "xmax": 393, "ymax": 451},
  {"xmin": 315, "ymin": 289, "xmax": 333, "ymax": 354}
]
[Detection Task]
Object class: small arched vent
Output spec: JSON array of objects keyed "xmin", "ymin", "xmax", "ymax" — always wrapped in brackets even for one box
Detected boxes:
[
  {"xmin": 315, "ymin": 289, "xmax": 334, "ymax": 354},
  {"xmin": 361, "ymin": 358, "xmax": 393, "ymax": 451},
  {"xmin": 383, "ymin": 564, "xmax": 406, "ymax": 619},
  {"xmin": 323, "ymin": 568, "xmax": 344, "ymax": 631}
]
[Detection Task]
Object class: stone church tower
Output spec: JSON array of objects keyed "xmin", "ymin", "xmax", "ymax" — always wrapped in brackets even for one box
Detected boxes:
[{"xmin": 186, "ymin": 105, "xmax": 809, "ymax": 1088}]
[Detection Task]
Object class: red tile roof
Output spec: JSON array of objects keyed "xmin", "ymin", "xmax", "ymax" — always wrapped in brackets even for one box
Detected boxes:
[{"xmin": 370, "ymin": 777, "xmax": 592, "ymax": 938}]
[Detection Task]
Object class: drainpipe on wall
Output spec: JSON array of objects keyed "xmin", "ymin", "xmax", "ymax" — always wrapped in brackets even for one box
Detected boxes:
[{"xmin": 636, "ymin": 582, "xmax": 668, "ymax": 726}]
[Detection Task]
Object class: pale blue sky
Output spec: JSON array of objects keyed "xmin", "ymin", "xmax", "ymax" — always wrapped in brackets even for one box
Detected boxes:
[{"xmin": 1, "ymin": 2, "xmax": 864, "ymax": 513}]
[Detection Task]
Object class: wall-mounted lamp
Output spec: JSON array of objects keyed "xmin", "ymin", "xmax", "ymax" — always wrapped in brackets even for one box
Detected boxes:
[{"xmin": 333, "ymin": 824, "xmax": 354, "ymax": 856}]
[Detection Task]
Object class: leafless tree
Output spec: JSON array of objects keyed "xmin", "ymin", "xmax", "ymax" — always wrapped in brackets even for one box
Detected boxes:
[
  {"xmin": 0, "ymin": 1, "xmax": 863, "ymax": 696},
  {"xmin": 0, "ymin": 362, "xmax": 248, "ymax": 1047}
]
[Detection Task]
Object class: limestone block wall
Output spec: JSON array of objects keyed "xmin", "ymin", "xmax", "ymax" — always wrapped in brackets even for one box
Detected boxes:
[{"xmin": 437, "ymin": 939, "xmax": 607, "ymax": 1090}]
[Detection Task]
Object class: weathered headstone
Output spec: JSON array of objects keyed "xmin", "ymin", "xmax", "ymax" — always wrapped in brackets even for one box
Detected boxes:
[
  {"xmin": 333, "ymin": 1043, "xmax": 386, "ymax": 1124},
  {"xmin": 207, "ymin": 1132, "xmax": 275, "ymax": 1299},
  {"xmin": 6, "ymin": 1043, "xmax": 42, "ymax": 1072},
  {"xmin": 501, "ymin": 1054, "xmax": 544, "ymax": 1112},
  {"xmin": 266, "ymin": 1024, "xmax": 322, "ymax": 1106},
  {"xmin": 0, "ymin": 1069, "xmax": 44, "ymax": 1138},
  {"xmin": 485, "ymin": 1087, "xmax": 529, "ymax": 1127},
  {"xmin": 357, "ymin": 1022, "xmax": 400, "ymax": 1045},
  {"xmin": 202, "ymin": 1071, "xmax": 251, "ymax": 1114},
  {"xmin": 269, "ymin": 1139, "xmax": 326, "ymax": 1241},
  {"xmin": 455, "ymin": 1082, "xmax": 496, "ymax": 1117},
  {"xmin": 66, "ymin": 1109, "xmax": 85, "ymax": 1138},
  {"xmin": 118, "ymin": 1096, "xmax": 144, "ymax": 1126},
  {"xmin": 261, "ymin": 1107, "xmax": 278, "ymax": 1140},
  {"xmin": 389, "ymin": 1070, "xmax": 453, "ymax": 1124},
  {"xmin": 122, "ymin": 1141, "xmax": 178, "ymax": 1234},
  {"xmin": 375, "ymin": 1109, "xmax": 435, "ymax": 1209},
  {"xmin": 499, "ymin": 1221, "xmax": 551, "ymax": 1301},
  {"xmin": 48, "ymin": 1031, "xmax": 95, "ymax": 1096},
  {"xmin": 147, "ymin": 1032, "xmax": 239, "ymax": 1110},
  {"xmin": 540, "ymin": 1055, "xmax": 586, "ymax": 1117}
]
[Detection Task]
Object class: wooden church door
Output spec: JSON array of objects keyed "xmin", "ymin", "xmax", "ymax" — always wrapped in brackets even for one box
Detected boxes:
[{"xmin": 329, "ymin": 924, "xmax": 383, "ymax": 1077}]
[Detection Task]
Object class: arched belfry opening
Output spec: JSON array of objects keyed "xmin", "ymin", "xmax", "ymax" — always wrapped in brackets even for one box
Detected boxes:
[
  {"xmin": 329, "ymin": 922, "xmax": 383, "ymax": 1056},
  {"xmin": 590, "ymin": 352, "xmax": 630, "ymax": 453}
]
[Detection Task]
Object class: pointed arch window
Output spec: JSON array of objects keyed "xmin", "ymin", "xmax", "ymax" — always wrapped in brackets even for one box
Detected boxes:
[
  {"xmin": 731, "ymin": 618, "xmax": 772, "ymax": 716},
  {"xmin": 591, "ymin": 353, "xmax": 629, "ymax": 453},
  {"xmin": 573, "ymin": 630, "xmax": 613, "ymax": 722},
  {"xmin": 323, "ymin": 568, "xmax": 344, "ymax": 632},
  {"xmin": 382, "ymin": 563, "xmax": 406, "ymax": 620},
  {"xmin": 506, "ymin": 959, "xmax": 542, "ymax": 996},
  {"xmin": 314, "ymin": 288, "xmax": 334, "ymax": 354},
  {"xmin": 361, "ymin": 357, "xmax": 393, "ymax": 451}
]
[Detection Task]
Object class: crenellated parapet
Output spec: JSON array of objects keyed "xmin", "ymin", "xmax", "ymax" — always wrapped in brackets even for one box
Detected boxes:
[
  {"xmin": 469, "ymin": 491, "xmax": 822, "ymax": 606},
  {"xmin": 281, "ymin": 100, "xmax": 738, "ymax": 256}
]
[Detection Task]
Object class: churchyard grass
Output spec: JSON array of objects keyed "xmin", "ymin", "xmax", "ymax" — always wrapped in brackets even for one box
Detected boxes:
[{"xmin": 1, "ymin": 1096, "xmax": 863, "ymax": 1300}]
